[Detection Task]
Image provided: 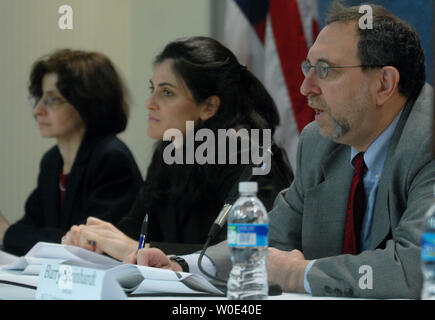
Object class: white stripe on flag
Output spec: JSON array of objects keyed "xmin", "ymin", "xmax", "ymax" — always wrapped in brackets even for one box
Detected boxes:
[
  {"xmin": 297, "ymin": 0, "xmax": 319, "ymax": 48},
  {"xmin": 223, "ymin": 0, "xmax": 265, "ymax": 78},
  {"xmin": 224, "ymin": 0, "xmax": 319, "ymax": 172},
  {"xmin": 263, "ymin": 15, "xmax": 299, "ymax": 171}
]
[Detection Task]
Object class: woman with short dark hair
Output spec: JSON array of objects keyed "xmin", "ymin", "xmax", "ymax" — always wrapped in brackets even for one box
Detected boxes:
[
  {"xmin": 1, "ymin": 49, "xmax": 143, "ymax": 256},
  {"xmin": 28, "ymin": 49, "xmax": 129, "ymax": 136},
  {"xmin": 63, "ymin": 37, "xmax": 293, "ymax": 260}
]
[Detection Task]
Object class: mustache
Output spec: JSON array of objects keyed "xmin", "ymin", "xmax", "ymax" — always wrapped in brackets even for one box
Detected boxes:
[
  {"xmin": 308, "ymin": 96, "xmax": 328, "ymax": 111},
  {"xmin": 308, "ymin": 96, "xmax": 321, "ymax": 108},
  {"xmin": 307, "ymin": 96, "xmax": 314, "ymax": 107}
]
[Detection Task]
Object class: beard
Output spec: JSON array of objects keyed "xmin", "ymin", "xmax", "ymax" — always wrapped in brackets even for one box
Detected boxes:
[
  {"xmin": 308, "ymin": 95, "xmax": 350, "ymax": 141},
  {"xmin": 307, "ymin": 80, "xmax": 371, "ymax": 143}
]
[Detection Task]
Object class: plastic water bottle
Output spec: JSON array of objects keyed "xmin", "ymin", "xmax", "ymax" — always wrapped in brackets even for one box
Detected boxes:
[
  {"xmin": 421, "ymin": 185, "xmax": 435, "ymax": 299},
  {"xmin": 227, "ymin": 181, "xmax": 268, "ymax": 300}
]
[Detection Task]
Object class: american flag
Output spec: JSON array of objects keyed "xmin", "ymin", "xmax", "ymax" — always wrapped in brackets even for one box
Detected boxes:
[{"xmin": 224, "ymin": 0, "xmax": 319, "ymax": 171}]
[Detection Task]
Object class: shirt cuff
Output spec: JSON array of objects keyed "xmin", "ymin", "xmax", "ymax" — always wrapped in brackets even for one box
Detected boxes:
[
  {"xmin": 183, "ymin": 253, "xmax": 316, "ymax": 294},
  {"xmin": 304, "ymin": 260, "xmax": 316, "ymax": 294},
  {"xmin": 181, "ymin": 253, "xmax": 217, "ymax": 280}
]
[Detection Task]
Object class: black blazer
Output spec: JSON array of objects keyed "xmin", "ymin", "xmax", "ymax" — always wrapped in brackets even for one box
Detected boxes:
[
  {"xmin": 117, "ymin": 143, "xmax": 293, "ymax": 255},
  {"xmin": 3, "ymin": 134, "xmax": 143, "ymax": 256}
]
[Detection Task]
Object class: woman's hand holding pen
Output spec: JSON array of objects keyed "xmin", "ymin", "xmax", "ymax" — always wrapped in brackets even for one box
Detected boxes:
[{"xmin": 62, "ymin": 217, "xmax": 138, "ymax": 261}]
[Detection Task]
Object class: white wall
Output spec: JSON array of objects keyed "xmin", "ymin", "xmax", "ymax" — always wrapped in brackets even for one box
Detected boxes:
[
  {"xmin": 129, "ymin": 0, "xmax": 211, "ymax": 179},
  {"xmin": 0, "ymin": 0, "xmax": 211, "ymax": 224}
]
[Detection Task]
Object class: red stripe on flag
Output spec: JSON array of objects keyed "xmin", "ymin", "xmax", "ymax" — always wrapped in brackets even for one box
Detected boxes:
[{"xmin": 269, "ymin": 0, "xmax": 315, "ymax": 132}]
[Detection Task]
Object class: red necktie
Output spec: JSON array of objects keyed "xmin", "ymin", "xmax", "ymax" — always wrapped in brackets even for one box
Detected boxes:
[{"xmin": 343, "ymin": 152, "xmax": 367, "ymax": 255}]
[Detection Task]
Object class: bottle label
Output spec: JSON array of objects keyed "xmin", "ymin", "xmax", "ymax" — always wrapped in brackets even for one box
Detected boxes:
[
  {"xmin": 422, "ymin": 233, "xmax": 435, "ymax": 261},
  {"xmin": 227, "ymin": 223, "xmax": 268, "ymax": 247}
]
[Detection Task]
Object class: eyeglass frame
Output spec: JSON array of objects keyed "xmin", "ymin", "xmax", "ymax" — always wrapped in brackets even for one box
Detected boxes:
[
  {"xmin": 29, "ymin": 95, "xmax": 69, "ymax": 111},
  {"xmin": 301, "ymin": 59, "xmax": 385, "ymax": 80}
]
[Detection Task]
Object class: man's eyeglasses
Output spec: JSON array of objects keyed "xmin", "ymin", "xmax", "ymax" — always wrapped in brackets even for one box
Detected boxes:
[
  {"xmin": 301, "ymin": 60, "xmax": 385, "ymax": 80},
  {"xmin": 29, "ymin": 96, "xmax": 69, "ymax": 110}
]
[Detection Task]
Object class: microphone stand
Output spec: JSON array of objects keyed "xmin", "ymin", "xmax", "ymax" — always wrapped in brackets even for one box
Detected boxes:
[{"xmin": 197, "ymin": 204, "xmax": 232, "ymax": 286}]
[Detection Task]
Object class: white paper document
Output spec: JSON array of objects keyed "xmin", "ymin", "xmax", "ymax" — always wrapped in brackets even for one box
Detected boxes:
[
  {"xmin": 107, "ymin": 264, "xmax": 224, "ymax": 296},
  {"xmin": 0, "ymin": 269, "xmax": 39, "ymax": 288},
  {"xmin": 3, "ymin": 242, "xmax": 121, "ymax": 274},
  {"xmin": 0, "ymin": 249, "xmax": 18, "ymax": 266},
  {"xmin": 1, "ymin": 242, "xmax": 224, "ymax": 299}
]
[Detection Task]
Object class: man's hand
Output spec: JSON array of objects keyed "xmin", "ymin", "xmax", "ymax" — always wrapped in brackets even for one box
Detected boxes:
[
  {"xmin": 267, "ymin": 247, "xmax": 310, "ymax": 293},
  {"xmin": 128, "ymin": 248, "xmax": 183, "ymax": 272}
]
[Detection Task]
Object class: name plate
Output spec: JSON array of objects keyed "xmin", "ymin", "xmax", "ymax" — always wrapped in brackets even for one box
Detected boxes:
[{"xmin": 35, "ymin": 263, "xmax": 126, "ymax": 300}]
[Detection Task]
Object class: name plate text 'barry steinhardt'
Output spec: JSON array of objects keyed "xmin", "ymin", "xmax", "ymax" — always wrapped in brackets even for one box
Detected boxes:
[{"xmin": 36, "ymin": 263, "xmax": 126, "ymax": 300}]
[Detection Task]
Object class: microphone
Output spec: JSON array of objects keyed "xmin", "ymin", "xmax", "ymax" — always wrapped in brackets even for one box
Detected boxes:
[
  {"xmin": 214, "ymin": 203, "xmax": 233, "ymax": 228},
  {"xmin": 207, "ymin": 203, "xmax": 233, "ymax": 241}
]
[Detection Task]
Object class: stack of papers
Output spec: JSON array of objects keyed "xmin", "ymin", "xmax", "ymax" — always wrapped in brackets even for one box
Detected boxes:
[
  {"xmin": 3, "ymin": 242, "xmax": 121, "ymax": 275},
  {"xmin": 107, "ymin": 264, "xmax": 224, "ymax": 296},
  {"xmin": 0, "ymin": 242, "xmax": 224, "ymax": 299},
  {"xmin": 0, "ymin": 249, "xmax": 18, "ymax": 266}
]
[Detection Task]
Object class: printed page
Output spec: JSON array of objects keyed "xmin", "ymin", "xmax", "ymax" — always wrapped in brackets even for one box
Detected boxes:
[
  {"xmin": 4, "ymin": 242, "xmax": 121, "ymax": 273},
  {"xmin": 0, "ymin": 249, "xmax": 18, "ymax": 266},
  {"xmin": 107, "ymin": 264, "xmax": 224, "ymax": 296},
  {"xmin": 0, "ymin": 269, "xmax": 39, "ymax": 288}
]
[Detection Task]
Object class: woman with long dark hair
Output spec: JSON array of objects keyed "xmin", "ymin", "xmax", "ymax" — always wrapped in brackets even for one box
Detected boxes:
[{"xmin": 63, "ymin": 37, "xmax": 293, "ymax": 259}]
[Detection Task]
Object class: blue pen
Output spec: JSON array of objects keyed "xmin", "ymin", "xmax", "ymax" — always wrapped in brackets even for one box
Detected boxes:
[{"xmin": 138, "ymin": 214, "xmax": 149, "ymax": 249}]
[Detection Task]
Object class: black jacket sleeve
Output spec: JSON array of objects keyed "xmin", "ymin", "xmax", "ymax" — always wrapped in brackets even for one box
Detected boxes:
[
  {"xmin": 117, "ymin": 144, "xmax": 293, "ymax": 255},
  {"xmin": 3, "ymin": 136, "xmax": 143, "ymax": 256}
]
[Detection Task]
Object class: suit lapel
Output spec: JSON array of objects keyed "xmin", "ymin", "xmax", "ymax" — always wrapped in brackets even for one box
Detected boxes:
[
  {"xmin": 303, "ymin": 144, "xmax": 353, "ymax": 258},
  {"xmin": 368, "ymin": 95, "xmax": 414, "ymax": 249}
]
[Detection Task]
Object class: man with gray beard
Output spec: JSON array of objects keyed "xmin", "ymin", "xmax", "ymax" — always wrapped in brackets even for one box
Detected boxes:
[{"xmin": 132, "ymin": 3, "xmax": 434, "ymax": 299}]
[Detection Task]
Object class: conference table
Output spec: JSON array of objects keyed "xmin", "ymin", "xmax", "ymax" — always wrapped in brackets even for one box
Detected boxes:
[
  {"xmin": 0, "ymin": 247, "xmax": 374, "ymax": 301},
  {"xmin": 0, "ymin": 281, "xmax": 361, "ymax": 300},
  {"xmin": 0, "ymin": 249, "xmax": 395, "ymax": 320}
]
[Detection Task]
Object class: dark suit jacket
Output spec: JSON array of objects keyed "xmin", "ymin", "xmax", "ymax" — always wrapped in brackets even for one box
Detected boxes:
[
  {"xmin": 117, "ymin": 143, "xmax": 293, "ymax": 255},
  {"xmin": 3, "ymin": 134, "xmax": 143, "ymax": 256},
  {"xmin": 206, "ymin": 83, "xmax": 434, "ymax": 299}
]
